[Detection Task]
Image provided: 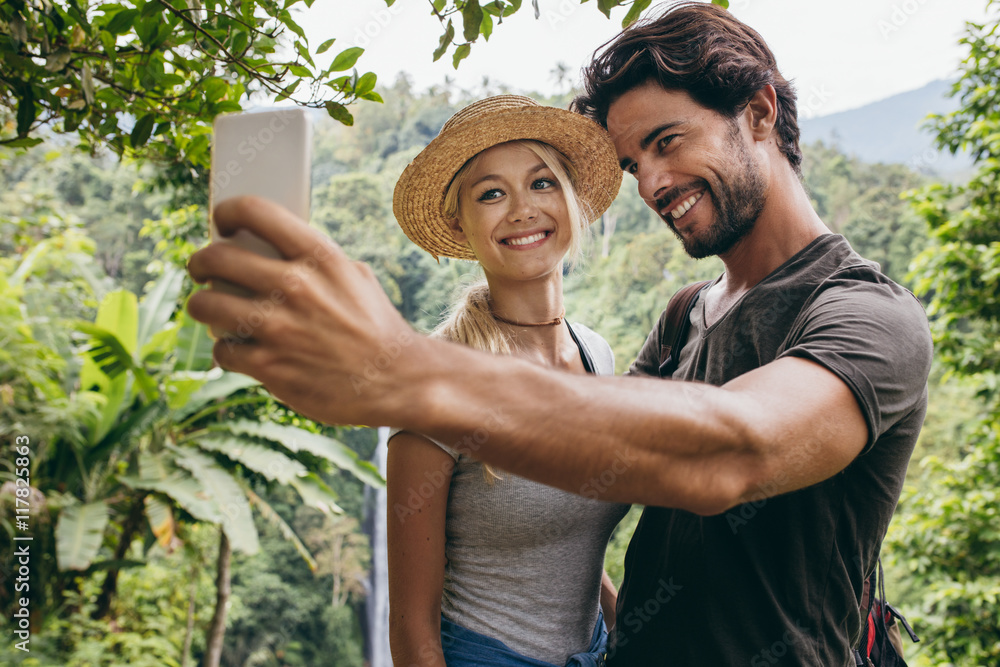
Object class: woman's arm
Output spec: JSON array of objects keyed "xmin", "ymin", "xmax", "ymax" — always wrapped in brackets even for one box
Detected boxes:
[
  {"xmin": 600, "ymin": 570, "xmax": 618, "ymax": 631},
  {"xmin": 387, "ymin": 431, "xmax": 455, "ymax": 667}
]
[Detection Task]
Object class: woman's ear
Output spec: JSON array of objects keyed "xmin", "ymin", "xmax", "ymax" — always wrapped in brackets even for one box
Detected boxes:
[{"xmin": 447, "ymin": 217, "xmax": 467, "ymax": 244}]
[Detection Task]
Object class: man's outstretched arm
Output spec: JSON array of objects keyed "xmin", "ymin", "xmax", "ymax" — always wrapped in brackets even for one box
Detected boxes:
[{"xmin": 187, "ymin": 197, "xmax": 869, "ymax": 514}]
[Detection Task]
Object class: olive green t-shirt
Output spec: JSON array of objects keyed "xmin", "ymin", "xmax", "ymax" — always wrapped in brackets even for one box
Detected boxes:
[{"xmin": 610, "ymin": 234, "xmax": 932, "ymax": 666}]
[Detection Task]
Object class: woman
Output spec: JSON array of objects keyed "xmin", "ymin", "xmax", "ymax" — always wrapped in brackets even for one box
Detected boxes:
[{"xmin": 388, "ymin": 95, "xmax": 628, "ymax": 666}]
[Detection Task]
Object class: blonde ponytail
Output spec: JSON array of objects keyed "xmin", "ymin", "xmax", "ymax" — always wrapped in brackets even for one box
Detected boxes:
[
  {"xmin": 431, "ymin": 280, "xmax": 509, "ymax": 482},
  {"xmin": 432, "ymin": 281, "xmax": 512, "ymax": 355}
]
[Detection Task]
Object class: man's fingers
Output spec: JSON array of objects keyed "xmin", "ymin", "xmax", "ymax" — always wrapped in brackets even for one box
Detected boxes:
[
  {"xmin": 213, "ymin": 195, "xmax": 345, "ymax": 262},
  {"xmin": 188, "ymin": 242, "xmax": 288, "ymax": 293},
  {"xmin": 211, "ymin": 334, "xmax": 268, "ymax": 377},
  {"xmin": 187, "ymin": 286, "xmax": 283, "ymax": 342}
]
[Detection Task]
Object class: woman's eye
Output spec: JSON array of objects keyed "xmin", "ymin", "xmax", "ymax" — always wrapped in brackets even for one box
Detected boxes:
[
  {"xmin": 478, "ymin": 188, "xmax": 504, "ymax": 201},
  {"xmin": 532, "ymin": 178, "xmax": 556, "ymax": 190}
]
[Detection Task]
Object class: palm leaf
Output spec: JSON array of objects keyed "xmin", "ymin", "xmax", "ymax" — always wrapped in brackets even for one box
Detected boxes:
[
  {"xmin": 85, "ymin": 398, "xmax": 167, "ymax": 468},
  {"xmin": 175, "ymin": 305, "xmax": 215, "ymax": 372},
  {"xmin": 175, "ymin": 370, "xmax": 260, "ymax": 420},
  {"xmin": 136, "ymin": 266, "xmax": 185, "ymax": 350},
  {"xmin": 195, "ymin": 434, "xmax": 308, "ymax": 484},
  {"xmin": 219, "ymin": 420, "xmax": 384, "ymax": 488},
  {"xmin": 85, "ymin": 373, "xmax": 130, "ymax": 448},
  {"xmin": 244, "ymin": 486, "xmax": 317, "ymax": 571},
  {"xmin": 169, "ymin": 445, "xmax": 260, "ymax": 555},
  {"xmin": 144, "ymin": 494, "xmax": 176, "ymax": 551},
  {"xmin": 140, "ymin": 324, "xmax": 179, "ymax": 366},
  {"xmin": 289, "ymin": 473, "xmax": 344, "ymax": 516},
  {"xmin": 164, "ymin": 371, "xmax": 213, "ymax": 412},
  {"xmin": 119, "ymin": 451, "xmax": 222, "ymax": 524},
  {"xmin": 56, "ymin": 501, "xmax": 110, "ymax": 571},
  {"xmin": 9, "ymin": 237, "xmax": 54, "ymax": 287},
  {"xmin": 75, "ymin": 321, "xmax": 157, "ymax": 400}
]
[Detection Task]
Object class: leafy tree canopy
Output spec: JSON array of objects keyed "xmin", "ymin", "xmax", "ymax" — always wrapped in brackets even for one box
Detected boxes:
[
  {"xmin": 0, "ymin": 0, "xmax": 728, "ymax": 170},
  {"xmin": 886, "ymin": 2, "xmax": 1000, "ymax": 664}
]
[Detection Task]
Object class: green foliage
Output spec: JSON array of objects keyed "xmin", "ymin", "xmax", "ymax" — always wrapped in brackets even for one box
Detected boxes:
[
  {"xmin": 220, "ymin": 500, "xmax": 368, "ymax": 667},
  {"xmin": 802, "ymin": 142, "xmax": 929, "ymax": 288},
  {"xmin": 0, "ymin": 0, "xmax": 728, "ymax": 173},
  {"xmin": 0, "ymin": 525, "xmax": 217, "ymax": 666},
  {"xmin": 0, "ymin": 0, "xmax": 380, "ymax": 165},
  {"xmin": 2, "ymin": 34, "xmax": 992, "ymax": 660},
  {"xmin": 0, "ymin": 237, "xmax": 383, "ymax": 651},
  {"xmin": 430, "ymin": 0, "xmax": 729, "ymax": 66},
  {"xmin": 604, "ymin": 505, "xmax": 642, "ymax": 588},
  {"xmin": 885, "ymin": 3, "xmax": 1000, "ymax": 664}
]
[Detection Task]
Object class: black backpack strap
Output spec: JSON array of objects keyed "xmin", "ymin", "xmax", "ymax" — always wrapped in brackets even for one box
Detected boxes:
[
  {"xmin": 855, "ymin": 563, "xmax": 878, "ymax": 666},
  {"xmin": 657, "ymin": 280, "xmax": 711, "ymax": 378},
  {"xmin": 857, "ymin": 557, "xmax": 919, "ymax": 667}
]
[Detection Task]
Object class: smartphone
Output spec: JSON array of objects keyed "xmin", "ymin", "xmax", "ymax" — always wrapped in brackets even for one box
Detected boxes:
[
  {"xmin": 209, "ymin": 108, "xmax": 312, "ymax": 295},
  {"xmin": 207, "ymin": 108, "xmax": 311, "ymax": 339}
]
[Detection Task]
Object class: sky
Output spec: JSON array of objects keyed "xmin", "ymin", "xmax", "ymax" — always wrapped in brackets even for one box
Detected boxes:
[{"xmin": 300, "ymin": 0, "xmax": 991, "ymax": 118}]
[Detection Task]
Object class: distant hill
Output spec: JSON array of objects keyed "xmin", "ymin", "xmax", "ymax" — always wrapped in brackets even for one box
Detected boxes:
[{"xmin": 800, "ymin": 79, "xmax": 971, "ymax": 177}]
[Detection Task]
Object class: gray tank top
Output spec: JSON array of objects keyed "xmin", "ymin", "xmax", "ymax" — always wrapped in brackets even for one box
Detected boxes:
[{"xmin": 393, "ymin": 322, "xmax": 630, "ymax": 664}]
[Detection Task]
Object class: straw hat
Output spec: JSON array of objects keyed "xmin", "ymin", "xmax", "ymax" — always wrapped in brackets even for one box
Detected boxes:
[{"xmin": 393, "ymin": 95, "xmax": 623, "ymax": 261}]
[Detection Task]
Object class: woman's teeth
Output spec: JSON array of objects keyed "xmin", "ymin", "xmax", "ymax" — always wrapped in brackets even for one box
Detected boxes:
[{"xmin": 505, "ymin": 232, "xmax": 547, "ymax": 246}]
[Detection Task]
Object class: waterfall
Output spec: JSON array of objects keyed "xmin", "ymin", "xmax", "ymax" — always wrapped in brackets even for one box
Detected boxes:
[{"xmin": 364, "ymin": 426, "xmax": 392, "ymax": 666}]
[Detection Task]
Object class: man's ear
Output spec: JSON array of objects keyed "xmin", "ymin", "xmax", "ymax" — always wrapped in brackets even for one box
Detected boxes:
[
  {"xmin": 447, "ymin": 217, "xmax": 467, "ymax": 244},
  {"xmin": 746, "ymin": 84, "xmax": 778, "ymax": 142}
]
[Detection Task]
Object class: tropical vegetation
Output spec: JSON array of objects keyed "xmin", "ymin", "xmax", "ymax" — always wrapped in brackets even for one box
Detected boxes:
[{"xmin": 0, "ymin": 0, "xmax": 997, "ymax": 665}]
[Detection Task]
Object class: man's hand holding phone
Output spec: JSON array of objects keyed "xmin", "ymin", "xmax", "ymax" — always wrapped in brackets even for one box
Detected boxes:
[{"xmin": 188, "ymin": 108, "xmax": 422, "ymax": 425}]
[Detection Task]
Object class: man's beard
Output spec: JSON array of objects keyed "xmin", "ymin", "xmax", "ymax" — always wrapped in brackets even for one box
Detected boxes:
[{"xmin": 662, "ymin": 126, "xmax": 768, "ymax": 260}]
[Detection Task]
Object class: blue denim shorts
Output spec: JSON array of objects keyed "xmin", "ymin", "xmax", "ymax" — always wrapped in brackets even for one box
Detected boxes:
[{"xmin": 440, "ymin": 610, "xmax": 607, "ymax": 667}]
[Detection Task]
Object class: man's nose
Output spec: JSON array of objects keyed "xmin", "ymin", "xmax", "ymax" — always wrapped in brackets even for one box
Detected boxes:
[{"xmin": 637, "ymin": 164, "xmax": 676, "ymax": 211}]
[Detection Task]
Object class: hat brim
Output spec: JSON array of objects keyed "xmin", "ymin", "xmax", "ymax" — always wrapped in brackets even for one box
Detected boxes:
[{"xmin": 393, "ymin": 106, "xmax": 623, "ymax": 261}]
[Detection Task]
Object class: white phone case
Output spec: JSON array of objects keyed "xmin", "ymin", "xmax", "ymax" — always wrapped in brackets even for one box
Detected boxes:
[{"xmin": 208, "ymin": 108, "xmax": 312, "ymax": 333}]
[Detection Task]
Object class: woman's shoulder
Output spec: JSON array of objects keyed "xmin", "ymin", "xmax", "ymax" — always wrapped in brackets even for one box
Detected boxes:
[
  {"xmin": 388, "ymin": 427, "xmax": 461, "ymax": 460},
  {"xmin": 568, "ymin": 322, "xmax": 615, "ymax": 376}
]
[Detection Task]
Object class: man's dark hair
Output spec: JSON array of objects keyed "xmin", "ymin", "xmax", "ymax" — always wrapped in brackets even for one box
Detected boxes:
[{"xmin": 573, "ymin": 1, "xmax": 802, "ymax": 174}]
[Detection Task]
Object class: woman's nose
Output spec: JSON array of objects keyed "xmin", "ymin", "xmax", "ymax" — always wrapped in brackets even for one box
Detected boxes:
[{"xmin": 507, "ymin": 192, "xmax": 539, "ymax": 223}]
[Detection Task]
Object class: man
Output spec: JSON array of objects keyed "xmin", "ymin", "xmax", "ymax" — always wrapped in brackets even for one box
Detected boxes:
[{"xmin": 187, "ymin": 3, "xmax": 932, "ymax": 664}]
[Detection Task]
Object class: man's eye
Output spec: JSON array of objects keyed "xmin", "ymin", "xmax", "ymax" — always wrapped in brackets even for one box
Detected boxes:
[{"xmin": 658, "ymin": 135, "xmax": 678, "ymax": 151}]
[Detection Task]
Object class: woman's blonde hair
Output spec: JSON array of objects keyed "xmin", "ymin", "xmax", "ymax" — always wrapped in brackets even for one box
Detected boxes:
[{"xmin": 433, "ymin": 140, "xmax": 593, "ymax": 481}]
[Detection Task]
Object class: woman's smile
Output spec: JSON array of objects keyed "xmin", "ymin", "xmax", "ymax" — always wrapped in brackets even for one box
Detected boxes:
[{"xmin": 500, "ymin": 229, "xmax": 553, "ymax": 248}]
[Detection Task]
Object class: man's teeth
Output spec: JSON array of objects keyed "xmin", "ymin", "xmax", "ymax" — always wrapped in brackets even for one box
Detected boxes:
[
  {"xmin": 669, "ymin": 192, "xmax": 703, "ymax": 220},
  {"xmin": 506, "ymin": 232, "xmax": 547, "ymax": 246}
]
